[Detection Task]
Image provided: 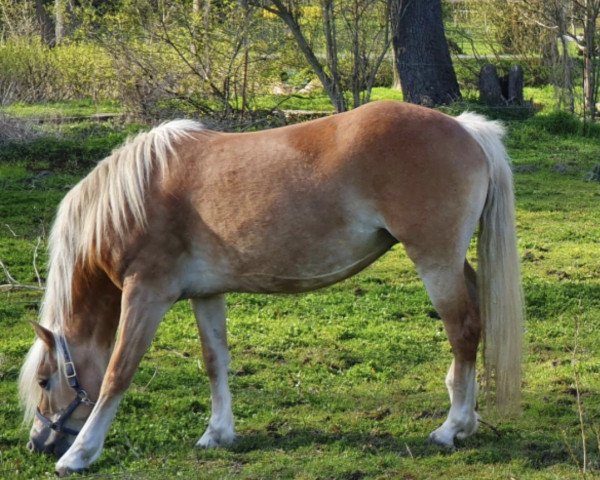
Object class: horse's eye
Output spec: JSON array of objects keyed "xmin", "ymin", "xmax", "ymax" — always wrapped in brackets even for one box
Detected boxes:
[{"xmin": 38, "ymin": 379, "xmax": 49, "ymax": 390}]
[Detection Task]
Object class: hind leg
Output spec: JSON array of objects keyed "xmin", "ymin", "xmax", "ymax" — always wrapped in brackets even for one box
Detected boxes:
[{"xmin": 415, "ymin": 259, "xmax": 481, "ymax": 448}]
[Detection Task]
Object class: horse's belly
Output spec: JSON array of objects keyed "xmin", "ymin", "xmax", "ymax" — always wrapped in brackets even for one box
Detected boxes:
[
  {"xmin": 234, "ymin": 236, "xmax": 395, "ymax": 293},
  {"xmin": 182, "ymin": 229, "xmax": 396, "ymax": 296}
]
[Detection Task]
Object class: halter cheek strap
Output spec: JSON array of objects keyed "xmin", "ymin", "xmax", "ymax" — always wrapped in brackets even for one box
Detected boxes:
[{"xmin": 35, "ymin": 336, "xmax": 95, "ymax": 437}]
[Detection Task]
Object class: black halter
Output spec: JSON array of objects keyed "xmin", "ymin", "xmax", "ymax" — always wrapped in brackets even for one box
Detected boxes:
[{"xmin": 35, "ymin": 336, "xmax": 95, "ymax": 437}]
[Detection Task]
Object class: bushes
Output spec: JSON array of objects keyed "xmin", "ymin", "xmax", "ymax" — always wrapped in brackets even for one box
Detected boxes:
[
  {"xmin": 49, "ymin": 43, "xmax": 117, "ymax": 101},
  {"xmin": 519, "ymin": 111, "xmax": 600, "ymax": 138},
  {"xmin": 0, "ymin": 39, "xmax": 117, "ymax": 105}
]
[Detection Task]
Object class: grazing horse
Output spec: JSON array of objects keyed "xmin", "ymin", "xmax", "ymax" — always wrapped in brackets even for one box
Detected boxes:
[{"xmin": 19, "ymin": 101, "xmax": 523, "ymax": 476}]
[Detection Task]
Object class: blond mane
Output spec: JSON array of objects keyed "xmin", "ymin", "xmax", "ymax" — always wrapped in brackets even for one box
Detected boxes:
[{"xmin": 19, "ymin": 119, "xmax": 205, "ymax": 424}]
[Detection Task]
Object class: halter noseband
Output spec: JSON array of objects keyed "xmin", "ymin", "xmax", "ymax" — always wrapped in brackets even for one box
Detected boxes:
[{"xmin": 35, "ymin": 336, "xmax": 95, "ymax": 437}]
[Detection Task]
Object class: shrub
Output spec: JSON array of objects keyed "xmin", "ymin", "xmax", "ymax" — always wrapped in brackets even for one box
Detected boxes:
[
  {"xmin": 49, "ymin": 43, "xmax": 117, "ymax": 101},
  {"xmin": 527, "ymin": 111, "xmax": 600, "ymax": 138},
  {"xmin": 0, "ymin": 39, "xmax": 117, "ymax": 105}
]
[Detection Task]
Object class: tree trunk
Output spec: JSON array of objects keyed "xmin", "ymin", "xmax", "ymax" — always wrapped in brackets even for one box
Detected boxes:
[
  {"xmin": 582, "ymin": 11, "xmax": 598, "ymax": 120},
  {"xmin": 508, "ymin": 65, "xmax": 524, "ymax": 105},
  {"xmin": 391, "ymin": 0, "xmax": 461, "ymax": 106},
  {"xmin": 55, "ymin": 0, "xmax": 65, "ymax": 45},
  {"xmin": 190, "ymin": 0, "xmax": 201, "ymax": 56},
  {"xmin": 391, "ymin": 45, "xmax": 402, "ymax": 90},
  {"xmin": 479, "ymin": 64, "xmax": 503, "ymax": 106},
  {"xmin": 321, "ymin": 0, "xmax": 346, "ymax": 112},
  {"xmin": 35, "ymin": 0, "xmax": 54, "ymax": 45},
  {"xmin": 555, "ymin": 5, "xmax": 575, "ymax": 114}
]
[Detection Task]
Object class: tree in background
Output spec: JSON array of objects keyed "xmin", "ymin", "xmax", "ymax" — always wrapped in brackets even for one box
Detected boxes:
[
  {"xmin": 571, "ymin": 0, "xmax": 600, "ymax": 120},
  {"xmin": 75, "ymin": 0, "xmax": 274, "ymax": 119},
  {"xmin": 0, "ymin": 0, "xmax": 464, "ymax": 114},
  {"xmin": 0, "ymin": 0, "xmax": 72, "ymax": 46},
  {"xmin": 391, "ymin": 0, "xmax": 461, "ymax": 106},
  {"xmin": 6, "ymin": 0, "xmax": 600, "ymax": 123},
  {"xmin": 342, "ymin": 0, "xmax": 392, "ymax": 107},
  {"xmin": 253, "ymin": 0, "xmax": 391, "ymax": 112},
  {"xmin": 0, "ymin": 1, "xmax": 44, "ymax": 40},
  {"xmin": 36, "ymin": 0, "xmax": 54, "ymax": 44},
  {"xmin": 480, "ymin": 0, "xmax": 600, "ymax": 120}
]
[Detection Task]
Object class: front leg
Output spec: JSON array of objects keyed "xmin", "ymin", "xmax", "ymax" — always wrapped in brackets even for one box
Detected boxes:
[
  {"xmin": 192, "ymin": 295, "xmax": 235, "ymax": 448},
  {"xmin": 55, "ymin": 284, "xmax": 172, "ymax": 476}
]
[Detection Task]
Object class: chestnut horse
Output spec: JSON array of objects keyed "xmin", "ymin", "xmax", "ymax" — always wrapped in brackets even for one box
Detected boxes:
[{"xmin": 19, "ymin": 101, "xmax": 523, "ymax": 476}]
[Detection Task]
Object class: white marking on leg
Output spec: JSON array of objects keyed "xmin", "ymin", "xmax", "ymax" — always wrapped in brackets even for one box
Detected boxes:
[
  {"xmin": 55, "ymin": 288, "xmax": 172, "ymax": 475},
  {"xmin": 445, "ymin": 359, "xmax": 455, "ymax": 403},
  {"xmin": 429, "ymin": 361, "xmax": 479, "ymax": 447},
  {"xmin": 192, "ymin": 296, "xmax": 235, "ymax": 448},
  {"xmin": 414, "ymin": 265, "xmax": 481, "ymax": 448},
  {"xmin": 55, "ymin": 395, "xmax": 122, "ymax": 476},
  {"xmin": 453, "ymin": 362, "xmax": 479, "ymax": 440}
]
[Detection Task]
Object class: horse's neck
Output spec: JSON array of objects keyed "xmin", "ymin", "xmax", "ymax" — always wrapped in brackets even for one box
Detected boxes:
[{"xmin": 66, "ymin": 264, "xmax": 121, "ymax": 351}]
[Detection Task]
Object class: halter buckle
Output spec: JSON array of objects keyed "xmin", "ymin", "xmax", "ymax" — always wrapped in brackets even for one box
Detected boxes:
[
  {"xmin": 77, "ymin": 389, "xmax": 95, "ymax": 406},
  {"xmin": 64, "ymin": 361, "xmax": 77, "ymax": 379}
]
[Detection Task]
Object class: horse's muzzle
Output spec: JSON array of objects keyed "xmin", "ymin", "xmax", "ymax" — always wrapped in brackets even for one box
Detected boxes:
[{"xmin": 27, "ymin": 432, "xmax": 72, "ymax": 457}]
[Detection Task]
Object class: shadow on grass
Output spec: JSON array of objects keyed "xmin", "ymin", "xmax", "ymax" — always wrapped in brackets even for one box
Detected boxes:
[{"xmin": 228, "ymin": 424, "xmax": 572, "ymax": 470}]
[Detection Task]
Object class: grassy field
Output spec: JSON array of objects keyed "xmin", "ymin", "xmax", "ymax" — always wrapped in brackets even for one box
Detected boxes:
[
  {"xmin": 0, "ymin": 99, "xmax": 122, "ymax": 119},
  {"xmin": 1, "ymin": 101, "xmax": 600, "ymax": 479}
]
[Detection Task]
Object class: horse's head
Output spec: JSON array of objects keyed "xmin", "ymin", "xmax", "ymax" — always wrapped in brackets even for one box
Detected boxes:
[{"xmin": 21, "ymin": 323, "xmax": 99, "ymax": 457}]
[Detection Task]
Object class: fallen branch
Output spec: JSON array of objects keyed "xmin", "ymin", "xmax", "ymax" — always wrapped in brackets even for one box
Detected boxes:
[
  {"xmin": 0, "ymin": 259, "xmax": 44, "ymax": 292},
  {"xmin": 32, "ymin": 236, "xmax": 43, "ymax": 288},
  {"xmin": 4, "ymin": 224, "xmax": 18, "ymax": 237},
  {"xmin": 0, "ymin": 259, "xmax": 17, "ymax": 285},
  {"xmin": 0, "ymin": 284, "xmax": 44, "ymax": 292},
  {"xmin": 478, "ymin": 418, "xmax": 502, "ymax": 438}
]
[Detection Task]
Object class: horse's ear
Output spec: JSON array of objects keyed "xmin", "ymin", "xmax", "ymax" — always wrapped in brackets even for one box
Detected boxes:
[{"xmin": 30, "ymin": 321, "xmax": 56, "ymax": 351}]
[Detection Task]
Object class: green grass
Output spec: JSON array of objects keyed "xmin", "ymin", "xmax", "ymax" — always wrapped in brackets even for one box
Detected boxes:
[
  {"xmin": 0, "ymin": 88, "xmax": 403, "ymax": 120},
  {"xmin": 0, "ymin": 99, "xmax": 122, "ymax": 118},
  {"xmin": 1, "ymin": 105, "xmax": 600, "ymax": 479},
  {"xmin": 0, "ymin": 122, "xmax": 146, "ymax": 172},
  {"xmin": 251, "ymin": 87, "xmax": 405, "ymax": 112},
  {"xmin": 0, "ymin": 85, "xmax": 550, "ymax": 120}
]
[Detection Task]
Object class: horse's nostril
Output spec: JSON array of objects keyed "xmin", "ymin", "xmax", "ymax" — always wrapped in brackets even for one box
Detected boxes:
[{"xmin": 27, "ymin": 440, "xmax": 35, "ymax": 452}]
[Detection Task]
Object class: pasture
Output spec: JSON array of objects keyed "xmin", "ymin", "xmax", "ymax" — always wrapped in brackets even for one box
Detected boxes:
[{"xmin": 1, "ymin": 108, "xmax": 600, "ymax": 479}]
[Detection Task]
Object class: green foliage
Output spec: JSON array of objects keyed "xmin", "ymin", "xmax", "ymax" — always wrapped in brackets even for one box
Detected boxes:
[
  {"xmin": 0, "ymin": 39, "xmax": 117, "ymax": 104},
  {"xmin": 47, "ymin": 42, "xmax": 117, "ymax": 101},
  {"xmin": 529, "ymin": 111, "xmax": 586, "ymax": 136},
  {"xmin": 508, "ymin": 111, "xmax": 600, "ymax": 144},
  {"xmin": 76, "ymin": 0, "xmax": 285, "ymax": 119}
]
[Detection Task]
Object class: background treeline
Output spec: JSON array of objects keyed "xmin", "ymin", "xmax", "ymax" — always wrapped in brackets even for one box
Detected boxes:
[{"xmin": 0, "ymin": 0, "xmax": 599, "ymax": 121}]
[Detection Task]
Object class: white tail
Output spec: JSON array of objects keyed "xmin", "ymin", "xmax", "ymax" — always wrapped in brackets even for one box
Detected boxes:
[{"xmin": 457, "ymin": 112, "xmax": 524, "ymax": 412}]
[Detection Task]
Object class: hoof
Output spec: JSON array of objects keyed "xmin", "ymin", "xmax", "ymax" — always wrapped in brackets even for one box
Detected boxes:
[
  {"xmin": 456, "ymin": 411, "xmax": 480, "ymax": 440},
  {"xmin": 55, "ymin": 466, "xmax": 84, "ymax": 477},
  {"xmin": 195, "ymin": 429, "xmax": 235, "ymax": 449},
  {"xmin": 428, "ymin": 431, "xmax": 456, "ymax": 451}
]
